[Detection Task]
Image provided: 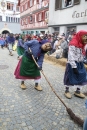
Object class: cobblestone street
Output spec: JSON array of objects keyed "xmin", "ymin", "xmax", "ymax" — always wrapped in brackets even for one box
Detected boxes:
[{"xmin": 0, "ymin": 48, "xmax": 87, "ymax": 130}]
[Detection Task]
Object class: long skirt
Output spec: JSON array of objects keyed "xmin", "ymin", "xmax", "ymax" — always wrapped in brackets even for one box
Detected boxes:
[
  {"xmin": 14, "ymin": 55, "xmax": 41, "ymax": 79},
  {"xmin": 17, "ymin": 46, "xmax": 24, "ymax": 56},
  {"xmin": 64, "ymin": 62, "xmax": 87, "ymax": 86}
]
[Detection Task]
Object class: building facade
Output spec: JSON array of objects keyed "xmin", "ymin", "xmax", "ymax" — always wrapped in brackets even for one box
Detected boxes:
[
  {"xmin": 20, "ymin": 0, "xmax": 49, "ymax": 35},
  {"xmin": 48, "ymin": 0, "xmax": 87, "ymax": 34},
  {"xmin": 0, "ymin": 0, "xmax": 21, "ymax": 34}
]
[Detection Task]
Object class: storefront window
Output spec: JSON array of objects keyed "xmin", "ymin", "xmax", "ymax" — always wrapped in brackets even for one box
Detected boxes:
[{"xmin": 67, "ymin": 26, "xmax": 76, "ymax": 34}]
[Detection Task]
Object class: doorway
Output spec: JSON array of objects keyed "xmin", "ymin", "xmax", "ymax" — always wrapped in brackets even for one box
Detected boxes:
[{"xmin": 2, "ymin": 30, "xmax": 10, "ymax": 34}]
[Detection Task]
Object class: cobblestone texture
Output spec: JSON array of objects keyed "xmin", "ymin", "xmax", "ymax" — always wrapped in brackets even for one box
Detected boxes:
[{"xmin": 0, "ymin": 48, "xmax": 87, "ymax": 130}]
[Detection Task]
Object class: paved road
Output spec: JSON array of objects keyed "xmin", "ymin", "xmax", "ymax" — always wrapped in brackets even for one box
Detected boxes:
[{"xmin": 0, "ymin": 48, "xmax": 87, "ymax": 130}]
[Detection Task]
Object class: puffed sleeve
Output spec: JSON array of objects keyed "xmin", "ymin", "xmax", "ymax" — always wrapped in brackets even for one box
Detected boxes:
[{"xmin": 68, "ymin": 46, "xmax": 77, "ymax": 68}]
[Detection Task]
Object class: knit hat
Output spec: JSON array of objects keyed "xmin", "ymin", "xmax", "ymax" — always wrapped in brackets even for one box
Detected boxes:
[
  {"xmin": 41, "ymin": 40, "xmax": 50, "ymax": 45},
  {"xmin": 41, "ymin": 40, "xmax": 52, "ymax": 51}
]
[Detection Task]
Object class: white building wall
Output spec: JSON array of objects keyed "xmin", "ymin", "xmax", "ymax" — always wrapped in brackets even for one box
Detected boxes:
[
  {"xmin": 60, "ymin": 26, "xmax": 66, "ymax": 35},
  {"xmin": 77, "ymin": 25, "xmax": 87, "ymax": 31},
  {"xmin": 0, "ymin": 0, "xmax": 21, "ymax": 33},
  {"xmin": 49, "ymin": 0, "xmax": 87, "ymax": 25},
  {"xmin": 49, "ymin": 0, "xmax": 87, "ymax": 34}
]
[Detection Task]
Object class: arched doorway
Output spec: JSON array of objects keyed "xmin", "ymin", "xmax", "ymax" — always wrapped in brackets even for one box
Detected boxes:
[
  {"xmin": 0, "ymin": 28, "xmax": 12, "ymax": 34},
  {"xmin": 2, "ymin": 30, "xmax": 9, "ymax": 34}
]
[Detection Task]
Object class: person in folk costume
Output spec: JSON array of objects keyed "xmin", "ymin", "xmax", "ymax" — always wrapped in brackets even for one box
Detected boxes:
[
  {"xmin": 17, "ymin": 34, "xmax": 26, "ymax": 60},
  {"xmin": 64, "ymin": 30, "xmax": 87, "ymax": 99},
  {"xmin": 14, "ymin": 39, "xmax": 52, "ymax": 90},
  {"xmin": 7, "ymin": 33, "xmax": 15, "ymax": 56}
]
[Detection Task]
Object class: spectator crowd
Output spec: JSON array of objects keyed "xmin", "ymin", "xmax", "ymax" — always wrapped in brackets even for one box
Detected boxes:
[{"xmin": 0, "ymin": 30, "xmax": 76, "ymax": 59}]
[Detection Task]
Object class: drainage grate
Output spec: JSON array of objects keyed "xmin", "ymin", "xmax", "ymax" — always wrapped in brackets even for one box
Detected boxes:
[{"xmin": 0, "ymin": 65, "xmax": 9, "ymax": 69}]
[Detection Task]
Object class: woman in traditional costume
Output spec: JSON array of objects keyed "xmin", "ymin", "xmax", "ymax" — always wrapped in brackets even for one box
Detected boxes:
[
  {"xmin": 17, "ymin": 34, "xmax": 25, "ymax": 60},
  {"xmin": 64, "ymin": 30, "xmax": 87, "ymax": 99},
  {"xmin": 14, "ymin": 39, "xmax": 52, "ymax": 90}
]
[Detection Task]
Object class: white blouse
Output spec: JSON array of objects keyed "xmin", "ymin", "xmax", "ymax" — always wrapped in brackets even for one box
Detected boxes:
[{"xmin": 68, "ymin": 46, "xmax": 84, "ymax": 68}]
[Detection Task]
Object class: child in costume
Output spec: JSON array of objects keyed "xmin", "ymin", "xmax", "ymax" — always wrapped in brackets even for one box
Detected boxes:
[
  {"xmin": 64, "ymin": 30, "xmax": 87, "ymax": 99},
  {"xmin": 14, "ymin": 39, "xmax": 52, "ymax": 90},
  {"xmin": 17, "ymin": 34, "xmax": 25, "ymax": 60}
]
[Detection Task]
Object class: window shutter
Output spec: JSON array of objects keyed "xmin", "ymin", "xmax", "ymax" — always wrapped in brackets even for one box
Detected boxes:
[
  {"xmin": 74, "ymin": 0, "xmax": 80, "ymax": 5},
  {"xmin": 32, "ymin": 0, "xmax": 34, "ymax": 5},
  {"xmin": 36, "ymin": 14, "xmax": 38, "ymax": 22},
  {"xmin": 41, "ymin": 12, "xmax": 43, "ymax": 21},
  {"xmin": 17, "ymin": 0, "xmax": 20, "ymax": 6},
  {"xmin": 37, "ymin": 0, "xmax": 39, "ymax": 4},
  {"xmin": 55, "ymin": 0, "xmax": 61, "ymax": 10},
  {"xmin": 28, "ymin": 0, "xmax": 30, "ymax": 8},
  {"xmin": 33, "ymin": 15, "xmax": 35, "ymax": 23},
  {"xmin": 20, "ymin": 6, "xmax": 22, "ymax": 12},
  {"xmin": 23, "ymin": 5, "xmax": 25, "ymax": 11},
  {"xmin": 43, "ymin": 11, "xmax": 45, "ymax": 21},
  {"xmin": 21, "ymin": 19, "xmax": 22, "ymax": 26},
  {"xmin": 28, "ymin": 16, "xmax": 30, "ymax": 24}
]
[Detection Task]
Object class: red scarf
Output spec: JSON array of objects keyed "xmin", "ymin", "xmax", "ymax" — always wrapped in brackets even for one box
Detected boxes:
[
  {"xmin": 69, "ymin": 30, "xmax": 87, "ymax": 48},
  {"xmin": 69, "ymin": 30, "xmax": 87, "ymax": 55}
]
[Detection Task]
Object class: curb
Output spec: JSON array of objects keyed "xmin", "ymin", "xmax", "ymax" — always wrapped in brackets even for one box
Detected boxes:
[{"xmin": 45, "ymin": 54, "xmax": 87, "ymax": 70}]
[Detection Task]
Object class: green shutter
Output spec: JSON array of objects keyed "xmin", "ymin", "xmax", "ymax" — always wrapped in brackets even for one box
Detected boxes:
[
  {"xmin": 74, "ymin": 0, "xmax": 80, "ymax": 5},
  {"xmin": 55, "ymin": 0, "xmax": 61, "ymax": 10}
]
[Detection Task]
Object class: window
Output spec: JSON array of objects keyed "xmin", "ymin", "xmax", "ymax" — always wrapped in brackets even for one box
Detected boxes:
[
  {"xmin": 45, "ymin": 11, "xmax": 49, "ymax": 19},
  {"xmin": 23, "ymin": 5, "xmax": 25, "ymax": 11},
  {"xmin": 7, "ymin": 3, "xmax": 10, "ymax": 9},
  {"xmin": 67, "ymin": 26, "xmax": 76, "ymax": 35},
  {"xmin": 16, "ymin": 6, "xmax": 19, "ymax": 11},
  {"xmin": 0, "ymin": 16, "xmax": 2, "ymax": 21},
  {"xmin": 54, "ymin": 27, "xmax": 59, "ymax": 32},
  {"xmin": 7, "ymin": 3, "xmax": 13, "ymax": 10},
  {"xmin": 9, "ymin": 17, "xmax": 10, "ymax": 22},
  {"xmin": 22, "ymin": 6, "xmax": 23, "ymax": 12},
  {"xmin": 6, "ymin": 16, "xmax": 8, "ymax": 22},
  {"xmin": 25, "ymin": 3, "xmax": 28, "ymax": 10},
  {"xmin": 14, "ymin": 17, "xmax": 15, "ymax": 22},
  {"xmin": 11, "ymin": 17, "xmax": 13, "ymax": 22},
  {"xmin": 25, "ymin": 18, "xmax": 28, "ymax": 24},
  {"xmin": 21, "ymin": 19, "xmax": 23, "ymax": 25},
  {"xmin": 55, "ymin": 0, "xmax": 62, "ymax": 10},
  {"xmin": 18, "ymin": 18, "xmax": 20, "ymax": 23},
  {"xmin": 55, "ymin": 0, "xmax": 80, "ymax": 10},
  {"xmin": 30, "ymin": 0, "xmax": 33, "ymax": 7},
  {"xmin": 74, "ymin": 0, "xmax": 80, "ymax": 5},
  {"xmin": 30, "ymin": 15, "xmax": 33, "ymax": 23},
  {"xmin": 63, "ymin": 0, "xmax": 73, "ymax": 7},
  {"xmin": 38, "ymin": 13, "xmax": 42, "ymax": 21},
  {"xmin": 16, "ymin": 18, "xmax": 17, "ymax": 23},
  {"xmin": 33, "ymin": 15, "xmax": 35, "ymax": 23}
]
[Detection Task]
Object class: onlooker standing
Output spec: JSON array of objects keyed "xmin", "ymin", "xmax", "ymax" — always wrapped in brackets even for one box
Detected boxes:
[{"xmin": 7, "ymin": 33, "xmax": 15, "ymax": 56}]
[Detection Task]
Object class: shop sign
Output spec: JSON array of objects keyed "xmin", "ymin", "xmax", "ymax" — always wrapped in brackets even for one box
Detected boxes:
[{"xmin": 72, "ymin": 9, "xmax": 87, "ymax": 18}]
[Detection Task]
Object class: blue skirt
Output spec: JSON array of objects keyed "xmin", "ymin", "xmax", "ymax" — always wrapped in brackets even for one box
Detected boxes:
[{"xmin": 64, "ymin": 62, "xmax": 87, "ymax": 86}]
